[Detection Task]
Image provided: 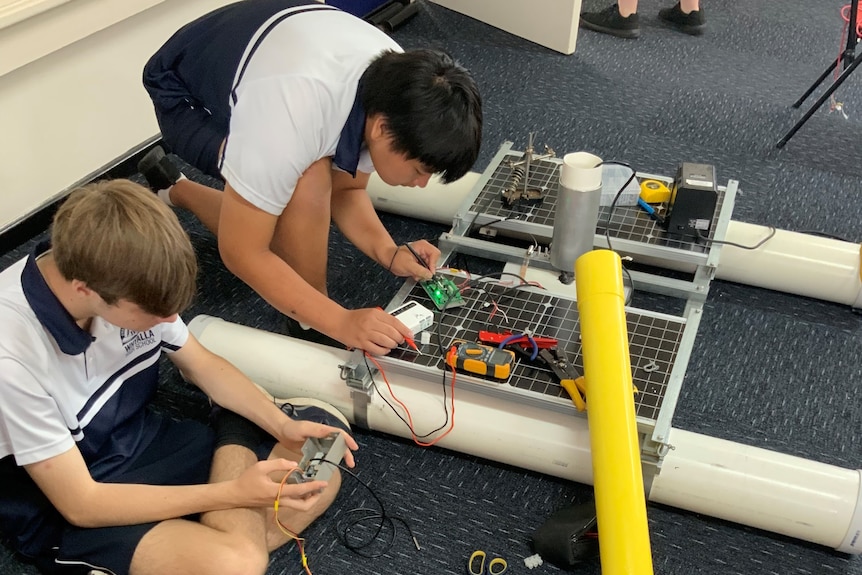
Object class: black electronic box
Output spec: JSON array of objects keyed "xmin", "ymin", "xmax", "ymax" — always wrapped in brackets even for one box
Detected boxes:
[{"xmin": 664, "ymin": 162, "xmax": 718, "ymax": 239}]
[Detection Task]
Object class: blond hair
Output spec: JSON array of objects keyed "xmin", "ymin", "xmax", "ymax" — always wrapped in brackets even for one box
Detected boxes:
[{"xmin": 52, "ymin": 179, "xmax": 197, "ymax": 317}]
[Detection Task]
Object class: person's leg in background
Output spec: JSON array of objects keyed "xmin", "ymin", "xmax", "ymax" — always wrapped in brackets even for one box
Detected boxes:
[
  {"xmin": 658, "ymin": 1, "xmax": 705, "ymax": 36},
  {"xmin": 579, "ymin": 1, "xmax": 704, "ymax": 39}
]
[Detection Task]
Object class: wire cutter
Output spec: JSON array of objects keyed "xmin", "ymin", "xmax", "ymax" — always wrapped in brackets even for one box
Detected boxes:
[
  {"xmin": 480, "ymin": 331, "xmax": 587, "ymax": 411},
  {"xmin": 535, "ymin": 348, "xmax": 638, "ymax": 411},
  {"xmin": 536, "ymin": 348, "xmax": 587, "ymax": 412}
]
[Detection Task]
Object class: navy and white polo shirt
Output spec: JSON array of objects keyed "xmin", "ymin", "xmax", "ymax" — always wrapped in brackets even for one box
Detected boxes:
[
  {"xmin": 215, "ymin": 3, "xmax": 402, "ymax": 215},
  {"xmin": 0, "ymin": 242, "xmax": 188, "ymax": 480}
]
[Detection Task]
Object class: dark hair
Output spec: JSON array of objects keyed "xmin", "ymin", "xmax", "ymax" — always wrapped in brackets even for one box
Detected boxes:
[{"xmin": 360, "ymin": 49, "xmax": 482, "ymax": 183}]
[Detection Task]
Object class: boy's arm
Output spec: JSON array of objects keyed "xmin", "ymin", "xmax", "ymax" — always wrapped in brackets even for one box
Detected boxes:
[
  {"xmin": 167, "ymin": 334, "xmax": 357, "ymax": 466},
  {"xmin": 25, "ymin": 445, "xmax": 320, "ymax": 528},
  {"xmin": 217, "ymin": 180, "xmax": 409, "ymax": 353},
  {"xmin": 329, "ymin": 169, "xmax": 440, "ymax": 281}
]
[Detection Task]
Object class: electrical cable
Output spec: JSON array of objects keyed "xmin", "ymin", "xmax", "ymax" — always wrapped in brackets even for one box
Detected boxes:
[
  {"xmin": 363, "ymin": 353, "xmax": 451, "ymax": 439},
  {"xmin": 363, "ymin": 352, "xmax": 457, "ymax": 447},
  {"xmin": 498, "ymin": 332, "xmax": 539, "ymax": 361},
  {"xmin": 597, "ymin": 160, "xmax": 647, "ymax": 306},
  {"xmin": 278, "ymin": 459, "xmax": 421, "ymax": 560},
  {"xmin": 841, "ymin": 2, "xmax": 862, "ymax": 44},
  {"xmin": 696, "ymin": 226, "xmax": 776, "ymax": 250}
]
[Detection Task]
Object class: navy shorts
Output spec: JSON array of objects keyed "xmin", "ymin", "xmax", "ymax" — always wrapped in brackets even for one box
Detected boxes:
[
  {"xmin": 142, "ymin": 0, "xmax": 319, "ymax": 179},
  {"xmin": 32, "ymin": 416, "xmax": 215, "ymax": 575},
  {"xmin": 142, "ymin": 65, "xmax": 229, "ymax": 179}
]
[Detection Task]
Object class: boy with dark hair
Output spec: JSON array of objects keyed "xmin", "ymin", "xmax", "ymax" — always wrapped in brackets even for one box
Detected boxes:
[
  {"xmin": 140, "ymin": 1, "xmax": 483, "ymax": 355},
  {"xmin": 0, "ymin": 179, "xmax": 358, "ymax": 575}
]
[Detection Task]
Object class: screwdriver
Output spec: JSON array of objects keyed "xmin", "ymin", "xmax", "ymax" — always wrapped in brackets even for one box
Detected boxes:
[{"xmin": 404, "ymin": 242, "xmax": 434, "ymax": 275}]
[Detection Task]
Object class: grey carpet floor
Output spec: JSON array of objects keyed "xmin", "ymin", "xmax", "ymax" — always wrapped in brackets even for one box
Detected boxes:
[{"xmin": 3, "ymin": 0, "xmax": 862, "ymax": 574}]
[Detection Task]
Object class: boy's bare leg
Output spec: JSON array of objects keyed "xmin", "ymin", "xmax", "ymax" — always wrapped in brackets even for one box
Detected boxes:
[
  {"xmin": 185, "ymin": 444, "xmax": 271, "ymax": 569},
  {"xmin": 129, "ymin": 515, "xmax": 268, "ymax": 575},
  {"xmin": 169, "ymin": 179, "xmax": 225, "ymax": 236},
  {"xmin": 270, "ymin": 158, "xmax": 333, "ymax": 294}
]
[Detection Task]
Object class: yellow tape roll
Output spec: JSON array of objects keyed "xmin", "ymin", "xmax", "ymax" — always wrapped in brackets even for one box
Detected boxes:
[{"xmin": 639, "ymin": 179, "xmax": 671, "ymax": 203}]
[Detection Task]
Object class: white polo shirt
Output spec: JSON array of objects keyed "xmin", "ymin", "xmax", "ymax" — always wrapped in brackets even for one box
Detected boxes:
[
  {"xmin": 0, "ymin": 243, "xmax": 188, "ymax": 479},
  {"xmin": 220, "ymin": 5, "xmax": 402, "ymax": 216}
]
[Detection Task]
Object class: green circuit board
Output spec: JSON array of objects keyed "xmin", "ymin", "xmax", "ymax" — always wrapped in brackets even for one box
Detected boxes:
[{"xmin": 420, "ymin": 275, "xmax": 466, "ymax": 310}]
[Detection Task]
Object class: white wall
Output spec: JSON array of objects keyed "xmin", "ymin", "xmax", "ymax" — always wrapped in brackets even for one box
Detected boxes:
[
  {"xmin": 428, "ymin": 0, "xmax": 582, "ymax": 55},
  {"xmin": 0, "ymin": 0, "xmax": 235, "ymax": 233}
]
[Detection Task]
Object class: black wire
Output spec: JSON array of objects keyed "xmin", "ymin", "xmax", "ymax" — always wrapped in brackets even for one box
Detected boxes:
[
  {"xmin": 465, "ymin": 206, "xmax": 536, "ymax": 239},
  {"xmin": 596, "ymin": 160, "xmax": 636, "ymax": 255},
  {"xmin": 596, "ymin": 161, "xmax": 639, "ymax": 305},
  {"xmin": 696, "ymin": 226, "xmax": 776, "ymax": 250},
  {"xmin": 465, "ymin": 270, "xmax": 533, "ymax": 287},
  {"xmin": 363, "ymin": 354, "xmax": 450, "ymax": 439},
  {"xmin": 621, "ymin": 265, "xmax": 634, "ymax": 306},
  {"xmin": 307, "ymin": 459, "xmax": 420, "ymax": 558},
  {"xmin": 435, "ymin": 306, "xmax": 448, "ymax": 356}
]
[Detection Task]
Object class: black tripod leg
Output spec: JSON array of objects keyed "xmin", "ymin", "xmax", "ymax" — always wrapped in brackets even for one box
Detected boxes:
[
  {"xmin": 776, "ymin": 53, "xmax": 862, "ymax": 148},
  {"xmin": 792, "ymin": 56, "xmax": 843, "ymax": 108}
]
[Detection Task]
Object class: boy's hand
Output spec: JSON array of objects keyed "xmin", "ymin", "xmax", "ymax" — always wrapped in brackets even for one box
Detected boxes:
[
  {"xmin": 337, "ymin": 307, "xmax": 414, "ymax": 355},
  {"xmin": 276, "ymin": 420, "xmax": 358, "ymax": 468},
  {"xmin": 234, "ymin": 459, "xmax": 326, "ymax": 510},
  {"xmin": 387, "ymin": 240, "xmax": 440, "ymax": 281}
]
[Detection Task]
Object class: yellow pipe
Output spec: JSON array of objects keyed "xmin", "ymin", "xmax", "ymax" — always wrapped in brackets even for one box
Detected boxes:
[{"xmin": 575, "ymin": 249, "xmax": 654, "ymax": 574}]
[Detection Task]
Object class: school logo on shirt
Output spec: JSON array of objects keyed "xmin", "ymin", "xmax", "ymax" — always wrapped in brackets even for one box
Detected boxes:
[{"xmin": 120, "ymin": 328, "xmax": 157, "ymax": 355}]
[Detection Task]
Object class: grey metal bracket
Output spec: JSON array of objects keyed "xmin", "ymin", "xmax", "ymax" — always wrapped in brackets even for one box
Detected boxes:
[{"xmin": 340, "ymin": 349, "xmax": 377, "ymax": 392}]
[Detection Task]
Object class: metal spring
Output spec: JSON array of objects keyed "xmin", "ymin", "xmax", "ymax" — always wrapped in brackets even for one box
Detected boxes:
[{"xmin": 504, "ymin": 165, "xmax": 526, "ymax": 195}]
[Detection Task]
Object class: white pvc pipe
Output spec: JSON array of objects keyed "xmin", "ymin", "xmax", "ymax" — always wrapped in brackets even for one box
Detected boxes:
[
  {"xmin": 188, "ymin": 315, "xmax": 862, "ymax": 554},
  {"xmin": 652, "ymin": 427, "xmax": 862, "ymax": 553},
  {"xmin": 366, "ymin": 171, "xmax": 482, "ymax": 224},
  {"xmin": 188, "ymin": 315, "xmax": 595, "ymax": 483},
  {"xmin": 366, "ymin": 173, "xmax": 862, "ymax": 308},
  {"xmin": 718, "ymin": 221, "xmax": 862, "ymax": 308}
]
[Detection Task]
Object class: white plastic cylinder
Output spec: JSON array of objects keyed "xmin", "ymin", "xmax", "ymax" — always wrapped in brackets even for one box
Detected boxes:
[
  {"xmin": 365, "ymin": 171, "xmax": 482, "ymax": 224},
  {"xmin": 717, "ymin": 221, "xmax": 862, "ymax": 307},
  {"xmin": 187, "ymin": 316, "xmax": 595, "ymax": 482},
  {"xmin": 650, "ymin": 427, "xmax": 862, "ymax": 552},
  {"xmin": 559, "ymin": 152, "xmax": 603, "ymax": 191},
  {"xmin": 188, "ymin": 315, "xmax": 862, "ymax": 554}
]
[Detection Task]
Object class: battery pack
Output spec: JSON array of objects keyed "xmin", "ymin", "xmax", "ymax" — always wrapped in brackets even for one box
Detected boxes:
[
  {"xmin": 664, "ymin": 162, "xmax": 718, "ymax": 239},
  {"xmin": 390, "ymin": 300, "xmax": 434, "ymax": 335}
]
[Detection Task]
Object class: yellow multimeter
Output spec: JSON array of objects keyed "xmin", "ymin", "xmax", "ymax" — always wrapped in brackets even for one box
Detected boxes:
[{"xmin": 446, "ymin": 341, "xmax": 515, "ymax": 380}]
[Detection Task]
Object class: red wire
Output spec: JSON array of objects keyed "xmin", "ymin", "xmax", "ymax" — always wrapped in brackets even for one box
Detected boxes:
[
  {"xmin": 840, "ymin": 3, "xmax": 862, "ymax": 38},
  {"xmin": 364, "ymin": 352, "xmax": 457, "ymax": 447},
  {"xmin": 836, "ymin": 3, "xmax": 862, "ymax": 83}
]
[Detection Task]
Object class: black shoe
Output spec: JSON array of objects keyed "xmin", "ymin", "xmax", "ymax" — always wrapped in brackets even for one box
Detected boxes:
[
  {"xmin": 278, "ymin": 398, "xmax": 351, "ymax": 434},
  {"xmin": 580, "ymin": 4, "xmax": 640, "ymax": 39},
  {"xmin": 658, "ymin": 2, "xmax": 705, "ymax": 35},
  {"xmin": 137, "ymin": 146, "xmax": 181, "ymax": 191},
  {"xmin": 284, "ymin": 316, "xmax": 346, "ymax": 349}
]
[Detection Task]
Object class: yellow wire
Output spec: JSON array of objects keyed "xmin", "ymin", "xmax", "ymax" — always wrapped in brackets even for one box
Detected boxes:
[{"xmin": 276, "ymin": 475, "xmax": 314, "ymax": 575}]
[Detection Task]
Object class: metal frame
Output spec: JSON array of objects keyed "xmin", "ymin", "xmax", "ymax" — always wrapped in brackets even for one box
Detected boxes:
[{"xmin": 344, "ymin": 141, "xmax": 737, "ymax": 477}]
